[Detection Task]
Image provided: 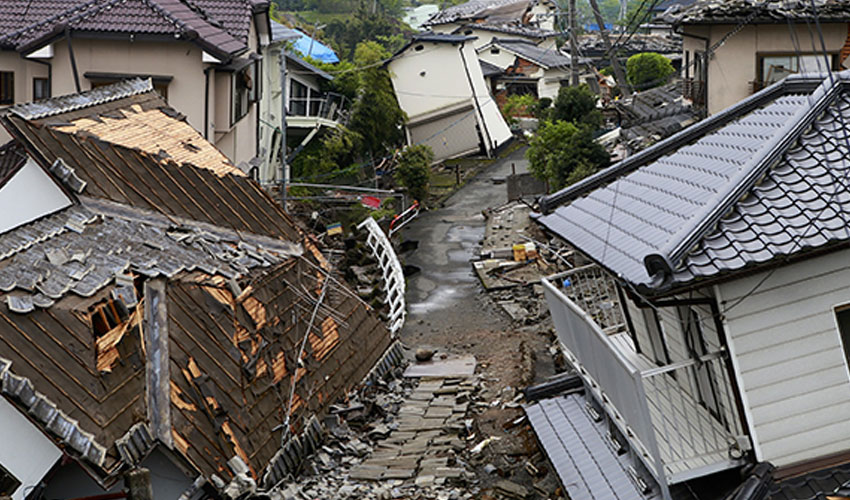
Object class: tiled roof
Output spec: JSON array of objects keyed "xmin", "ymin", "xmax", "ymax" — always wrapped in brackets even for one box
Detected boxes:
[
  {"xmin": 480, "ymin": 59, "xmax": 504, "ymax": 77},
  {"xmin": 767, "ymin": 463, "xmax": 850, "ymax": 500},
  {"xmin": 458, "ymin": 22, "xmax": 559, "ymax": 38},
  {"xmin": 616, "ymin": 82, "xmax": 697, "ymax": 149},
  {"xmin": 483, "ymin": 38, "xmax": 572, "ymax": 69},
  {"xmin": 424, "ymin": 0, "xmax": 530, "ymax": 26},
  {"xmin": 0, "ymin": 0, "xmax": 252, "ymax": 59},
  {"xmin": 536, "ymin": 72, "xmax": 850, "ymax": 293},
  {"xmin": 578, "ymin": 33, "xmax": 681, "ymax": 59},
  {"xmin": 0, "ymin": 80, "xmax": 393, "ymax": 488},
  {"xmin": 0, "ymin": 141, "xmax": 27, "ymax": 187},
  {"xmin": 674, "ymin": 0, "xmax": 850, "ymax": 25}
]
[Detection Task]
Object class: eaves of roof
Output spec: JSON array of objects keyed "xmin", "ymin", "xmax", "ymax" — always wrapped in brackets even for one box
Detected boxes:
[
  {"xmin": 386, "ymin": 33, "xmax": 475, "ymax": 66},
  {"xmin": 478, "ymin": 38, "xmax": 570, "ymax": 70},
  {"xmin": 285, "ymin": 52, "xmax": 333, "ymax": 81},
  {"xmin": 537, "ymin": 71, "xmax": 848, "ymax": 294}
]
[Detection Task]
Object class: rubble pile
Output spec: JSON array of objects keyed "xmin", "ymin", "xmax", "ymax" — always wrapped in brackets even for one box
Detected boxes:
[{"xmin": 273, "ymin": 368, "xmax": 491, "ymax": 499}]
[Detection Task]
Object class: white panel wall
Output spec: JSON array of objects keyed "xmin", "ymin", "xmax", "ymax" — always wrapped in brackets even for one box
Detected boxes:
[
  {"xmin": 460, "ymin": 42, "xmax": 513, "ymax": 153},
  {"xmin": 0, "ymin": 158, "xmax": 71, "ymax": 235},
  {"xmin": 718, "ymin": 249, "xmax": 850, "ymax": 467},
  {"xmin": 0, "ymin": 396, "xmax": 62, "ymax": 500}
]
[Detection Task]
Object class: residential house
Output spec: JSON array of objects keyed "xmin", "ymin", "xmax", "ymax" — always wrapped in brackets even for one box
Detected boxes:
[
  {"xmin": 476, "ymin": 37, "xmax": 581, "ymax": 100},
  {"xmin": 258, "ymin": 22, "xmax": 300, "ymax": 186},
  {"xmin": 423, "ymin": 0, "xmax": 560, "ymax": 34},
  {"xmin": 578, "ymin": 33, "xmax": 682, "ymax": 73},
  {"xmin": 0, "ymin": 80, "xmax": 395, "ymax": 499},
  {"xmin": 387, "ymin": 33, "xmax": 512, "ymax": 163},
  {"xmin": 0, "ymin": 0, "xmax": 273, "ymax": 168},
  {"xmin": 530, "ymin": 71, "xmax": 850, "ymax": 499},
  {"xmin": 675, "ymin": 0, "xmax": 850, "ymax": 115}
]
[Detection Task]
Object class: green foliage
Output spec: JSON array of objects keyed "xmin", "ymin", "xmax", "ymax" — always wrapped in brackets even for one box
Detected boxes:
[
  {"xmin": 600, "ymin": 66, "xmax": 613, "ymax": 76},
  {"xmin": 526, "ymin": 120, "xmax": 610, "ymax": 190},
  {"xmin": 290, "ymin": 126, "xmax": 363, "ymax": 181},
  {"xmin": 309, "ymin": 58, "xmax": 360, "ymax": 99},
  {"xmin": 551, "ymin": 84, "xmax": 603, "ymax": 130},
  {"xmin": 532, "ymin": 97, "xmax": 553, "ymax": 121},
  {"xmin": 349, "ymin": 41, "xmax": 407, "ymax": 157},
  {"xmin": 323, "ymin": 5, "xmax": 410, "ymax": 60},
  {"xmin": 394, "ymin": 145, "xmax": 433, "ymax": 201},
  {"xmin": 626, "ymin": 52, "xmax": 675, "ymax": 90},
  {"xmin": 500, "ymin": 94, "xmax": 536, "ymax": 124}
]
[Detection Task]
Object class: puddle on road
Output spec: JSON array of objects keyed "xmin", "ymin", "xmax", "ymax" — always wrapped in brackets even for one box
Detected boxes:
[{"xmin": 408, "ymin": 285, "xmax": 462, "ymax": 315}]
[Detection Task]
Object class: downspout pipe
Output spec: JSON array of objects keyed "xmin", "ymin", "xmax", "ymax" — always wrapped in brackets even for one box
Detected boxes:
[
  {"xmin": 203, "ymin": 66, "xmax": 212, "ymax": 140},
  {"xmin": 458, "ymin": 40, "xmax": 494, "ymax": 156},
  {"xmin": 280, "ymin": 49, "xmax": 288, "ymax": 211},
  {"xmin": 65, "ymin": 28, "xmax": 81, "ymax": 93}
]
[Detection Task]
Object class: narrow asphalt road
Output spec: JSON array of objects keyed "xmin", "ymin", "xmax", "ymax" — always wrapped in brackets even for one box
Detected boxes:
[{"xmin": 399, "ymin": 147, "xmax": 529, "ymax": 348}]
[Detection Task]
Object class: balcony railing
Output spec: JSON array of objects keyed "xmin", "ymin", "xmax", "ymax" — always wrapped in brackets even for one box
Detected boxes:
[
  {"xmin": 289, "ymin": 92, "xmax": 349, "ymax": 124},
  {"xmin": 542, "ymin": 268, "xmax": 747, "ymax": 500}
]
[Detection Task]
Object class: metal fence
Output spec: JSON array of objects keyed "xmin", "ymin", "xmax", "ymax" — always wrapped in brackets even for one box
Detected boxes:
[
  {"xmin": 556, "ymin": 265, "xmax": 626, "ymax": 332},
  {"xmin": 541, "ymin": 273, "xmax": 746, "ymax": 499}
]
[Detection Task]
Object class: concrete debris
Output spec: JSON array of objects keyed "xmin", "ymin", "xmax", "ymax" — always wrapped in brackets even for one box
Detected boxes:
[
  {"xmin": 416, "ymin": 348, "xmax": 436, "ymax": 362},
  {"xmin": 271, "ymin": 359, "xmax": 490, "ymax": 500}
]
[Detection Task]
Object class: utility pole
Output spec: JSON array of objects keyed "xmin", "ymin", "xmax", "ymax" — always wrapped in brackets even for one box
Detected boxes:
[
  {"xmin": 588, "ymin": 0, "xmax": 630, "ymax": 94},
  {"xmin": 569, "ymin": 0, "xmax": 578, "ymax": 86}
]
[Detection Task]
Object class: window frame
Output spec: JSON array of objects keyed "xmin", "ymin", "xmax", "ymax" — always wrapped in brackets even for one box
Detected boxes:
[
  {"xmin": 33, "ymin": 77, "xmax": 49, "ymax": 101},
  {"xmin": 0, "ymin": 72, "xmax": 14, "ymax": 105},
  {"xmin": 756, "ymin": 51, "xmax": 838, "ymax": 87}
]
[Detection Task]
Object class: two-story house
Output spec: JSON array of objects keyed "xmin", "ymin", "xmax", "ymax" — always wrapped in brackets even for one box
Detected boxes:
[
  {"xmin": 387, "ymin": 33, "xmax": 513, "ymax": 163},
  {"xmin": 530, "ymin": 70, "xmax": 850, "ymax": 499},
  {"xmin": 0, "ymin": 0, "xmax": 273, "ymax": 168},
  {"xmin": 675, "ymin": 0, "xmax": 850, "ymax": 115}
]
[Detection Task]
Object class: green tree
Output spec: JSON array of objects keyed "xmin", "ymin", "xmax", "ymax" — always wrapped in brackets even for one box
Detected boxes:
[
  {"xmin": 395, "ymin": 145, "xmax": 433, "ymax": 201},
  {"xmin": 526, "ymin": 121, "xmax": 610, "ymax": 190},
  {"xmin": 348, "ymin": 41, "xmax": 407, "ymax": 158},
  {"xmin": 551, "ymin": 84, "xmax": 604, "ymax": 130},
  {"xmin": 626, "ymin": 52, "xmax": 675, "ymax": 90},
  {"xmin": 290, "ymin": 126, "xmax": 363, "ymax": 181}
]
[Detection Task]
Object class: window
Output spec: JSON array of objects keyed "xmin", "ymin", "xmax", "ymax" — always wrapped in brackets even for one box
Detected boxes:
[
  {"xmin": 835, "ymin": 305, "xmax": 850, "ymax": 370},
  {"xmin": 679, "ymin": 306, "xmax": 720, "ymax": 417},
  {"xmin": 0, "ymin": 462, "xmax": 21, "ymax": 497},
  {"xmin": 642, "ymin": 308, "xmax": 670, "ymax": 367},
  {"xmin": 289, "ymin": 79, "xmax": 308, "ymax": 116},
  {"xmin": 0, "ymin": 72, "xmax": 13, "ymax": 105},
  {"xmin": 33, "ymin": 77, "xmax": 49, "ymax": 100},
  {"xmin": 231, "ymin": 61, "xmax": 259, "ymax": 125},
  {"xmin": 490, "ymin": 48, "xmax": 500, "ymax": 55},
  {"xmin": 759, "ymin": 53, "xmax": 836, "ymax": 85}
]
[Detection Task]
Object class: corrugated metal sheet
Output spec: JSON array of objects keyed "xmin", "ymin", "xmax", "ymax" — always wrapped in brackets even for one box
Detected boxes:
[{"xmin": 525, "ymin": 393, "xmax": 649, "ymax": 500}]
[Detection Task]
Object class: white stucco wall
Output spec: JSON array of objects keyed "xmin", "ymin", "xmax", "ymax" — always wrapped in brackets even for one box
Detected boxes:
[
  {"xmin": 0, "ymin": 158, "xmax": 71, "ymax": 235},
  {"xmin": 0, "ymin": 396, "xmax": 62, "ymax": 500}
]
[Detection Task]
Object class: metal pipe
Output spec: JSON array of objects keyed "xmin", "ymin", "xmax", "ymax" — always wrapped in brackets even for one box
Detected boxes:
[
  {"xmin": 203, "ymin": 66, "xmax": 212, "ymax": 140},
  {"xmin": 65, "ymin": 28, "xmax": 81, "ymax": 93}
]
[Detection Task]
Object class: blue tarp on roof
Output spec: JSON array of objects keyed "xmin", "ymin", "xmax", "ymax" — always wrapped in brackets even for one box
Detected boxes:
[
  {"xmin": 292, "ymin": 31, "xmax": 339, "ymax": 63},
  {"xmin": 583, "ymin": 22, "xmax": 614, "ymax": 31}
]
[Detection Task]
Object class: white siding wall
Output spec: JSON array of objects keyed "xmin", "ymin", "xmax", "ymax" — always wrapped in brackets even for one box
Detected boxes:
[
  {"xmin": 717, "ymin": 249, "xmax": 850, "ymax": 467},
  {"xmin": 0, "ymin": 396, "xmax": 62, "ymax": 500}
]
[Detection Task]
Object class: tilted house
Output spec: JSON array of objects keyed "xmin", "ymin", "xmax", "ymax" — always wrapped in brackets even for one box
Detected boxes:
[
  {"xmin": 476, "ymin": 37, "xmax": 582, "ymax": 100},
  {"xmin": 0, "ymin": 80, "xmax": 394, "ymax": 499},
  {"xmin": 387, "ymin": 33, "xmax": 513, "ymax": 163},
  {"xmin": 0, "ymin": 0, "xmax": 274, "ymax": 170},
  {"xmin": 529, "ymin": 71, "xmax": 850, "ymax": 499}
]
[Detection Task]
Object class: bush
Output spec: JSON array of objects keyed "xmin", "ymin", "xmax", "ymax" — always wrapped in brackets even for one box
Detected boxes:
[
  {"xmin": 532, "ymin": 97, "xmax": 553, "ymax": 121},
  {"xmin": 552, "ymin": 84, "xmax": 603, "ymax": 131},
  {"xmin": 395, "ymin": 145, "xmax": 433, "ymax": 201},
  {"xmin": 500, "ymin": 94, "xmax": 536, "ymax": 124},
  {"xmin": 526, "ymin": 121, "xmax": 610, "ymax": 190},
  {"xmin": 626, "ymin": 52, "xmax": 675, "ymax": 90}
]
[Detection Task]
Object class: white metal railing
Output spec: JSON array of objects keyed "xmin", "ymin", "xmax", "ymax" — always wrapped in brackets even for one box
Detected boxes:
[
  {"xmin": 541, "ymin": 274, "xmax": 746, "ymax": 499},
  {"xmin": 557, "ymin": 265, "xmax": 625, "ymax": 331},
  {"xmin": 357, "ymin": 217, "xmax": 405, "ymax": 335}
]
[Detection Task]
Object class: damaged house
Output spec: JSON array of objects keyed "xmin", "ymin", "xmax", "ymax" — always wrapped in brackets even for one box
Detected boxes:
[
  {"xmin": 387, "ymin": 33, "xmax": 513, "ymax": 163},
  {"xmin": 529, "ymin": 70, "xmax": 850, "ymax": 499},
  {"xmin": 0, "ymin": 80, "xmax": 395, "ymax": 499}
]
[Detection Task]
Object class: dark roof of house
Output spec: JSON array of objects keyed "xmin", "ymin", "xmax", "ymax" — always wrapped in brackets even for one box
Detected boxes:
[
  {"xmin": 0, "ymin": 141, "xmax": 27, "ymax": 187},
  {"xmin": 458, "ymin": 22, "xmax": 560, "ymax": 38},
  {"xmin": 675, "ymin": 0, "xmax": 850, "ymax": 25},
  {"xmin": 484, "ymin": 38, "xmax": 572, "ymax": 69},
  {"xmin": 480, "ymin": 59, "xmax": 504, "ymax": 77},
  {"xmin": 767, "ymin": 463, "xmax": 850, "ymax": 500},
  {"xmin": 578, "ymin": 33, "xmax": 681, "ymax": 59},
  {"xmin": 0, "ymin": 81, "xmax": 391, "ymax": 490},
  {"xmin": 616, "ymin": 82, "xmax": 697, "ymax": 148},
  {"xmin": 286, "ymin": 52, "xmax": 333, "ymax": 81},
  {"xmin": 536, "ymin": 71, "xmax": 850, "ymax": 294},
  {"xmin": 424, "ymin": 0, "xmax": 530, "ymax": 26},
  {"xmin": 0, "ymin": 0, "xmax": 255, "ymax": 60}
]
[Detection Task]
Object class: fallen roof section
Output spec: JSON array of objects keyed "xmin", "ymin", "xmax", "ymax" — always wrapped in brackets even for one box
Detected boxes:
[
  {"xmin": 424, "ymin": 0, "xmax": 531, "ymax": 26},
  {"xmin": 479, "ymin": 38, "xmax": 574, "ymax": 69},
  {"xmin": 536, "ymin": 72, "xmax": 850, "ymax": 294},
  {"xmin": 673, "ymin": 0, "xmax": 850, "ymax": 25}
]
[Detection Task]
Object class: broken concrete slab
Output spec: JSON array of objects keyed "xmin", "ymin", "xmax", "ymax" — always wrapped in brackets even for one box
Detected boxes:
[{"xmin": 403, "ymin": 355, "xmax": 476, "ymax": 378}]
